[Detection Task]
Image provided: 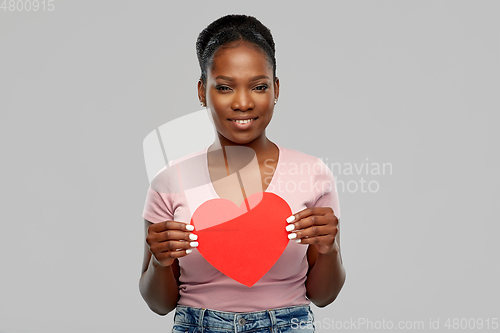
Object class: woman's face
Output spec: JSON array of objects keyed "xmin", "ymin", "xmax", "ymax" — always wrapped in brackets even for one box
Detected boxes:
[{"xmin": 198, "ymin": 40, "xmax": 279, "ymax": 146}]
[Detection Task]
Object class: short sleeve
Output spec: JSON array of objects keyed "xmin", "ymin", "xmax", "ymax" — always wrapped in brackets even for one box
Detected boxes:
[
  {"xmin": 142, "ymin": 186, "xmax": 175, "ymax": 223},
  {"xmin": 313, "ymin": 158, "xmax": 341, "ymax": 219},
  {"xmin": 142, "ymin": 163, "xmax": 184, "ymax": 223}
]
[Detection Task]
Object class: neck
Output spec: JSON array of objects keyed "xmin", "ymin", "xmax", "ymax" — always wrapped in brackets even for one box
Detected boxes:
[{"xmin": 210, "ymin": 131, "xmax": 274, "ymax": 157}]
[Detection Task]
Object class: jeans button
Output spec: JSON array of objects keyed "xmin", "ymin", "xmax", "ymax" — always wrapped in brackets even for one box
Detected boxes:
[{"xmin": 238, "ymin": 318, "xmax": 246, "ymax": 326}]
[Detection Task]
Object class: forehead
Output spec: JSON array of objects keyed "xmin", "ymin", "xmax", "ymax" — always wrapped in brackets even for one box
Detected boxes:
[{"xmin": 209, "ymin": 41, "xmax": 272, "ymax": 79}]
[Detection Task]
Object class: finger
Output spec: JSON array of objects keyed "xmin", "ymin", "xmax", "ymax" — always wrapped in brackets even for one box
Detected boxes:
[
  {"xmin": 286, "ymin": 214, "xmax": 332, "ymax": 233},
  {"xmin": 163, "ymin": 220, "xmax": 195, "ymax": 232},
  {"xmin": 151, "ymin": 240, "xmax": 199, "ymax": 254},
  {"xmin": 156, "ymin": 229, "xmax": 198, "ymax": 242},
  {"xmin": 293, "ymin": 234, "xmax": 335, "ymax": 246},
  {"xmin": 286, "ymin": 207, "xmax": 332, "ymax": 224},
  {"xmin": 149, "ymin": 220, "xmax": 194, "ymax": 232},
  {"xmin": 147, "ymin": 222, "xmax": 196, "ymax": 245},
  {"xmin": 289, "ymin": 224, "xmax": 338, "ymax": 241},
  {"xmin": 155, "ymin": 248, "xmax": 194, "ymax": 262},
  {"xmin": 286, "ymin": 211, "xmax": 339, "ymax": 233},
  {"xmin": 146, "ymin": 230, "xmax": 198, "ymax": 248}
]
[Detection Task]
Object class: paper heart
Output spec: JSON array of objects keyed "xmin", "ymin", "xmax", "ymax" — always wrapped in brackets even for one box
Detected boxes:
[{"xmin": 191, "ymin": 192, "xmax": 292, "ymax": 287}]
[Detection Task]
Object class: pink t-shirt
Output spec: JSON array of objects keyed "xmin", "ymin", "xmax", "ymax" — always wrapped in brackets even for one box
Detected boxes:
[{"xmin": 142, "ymin": 143, "xmax": 340, "ymax": 312}]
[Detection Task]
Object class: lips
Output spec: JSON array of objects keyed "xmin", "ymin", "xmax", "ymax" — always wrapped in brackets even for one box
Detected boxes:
[
  {"xmin": 229, "ymin": 117, "xmax": 258, "ymax": 124},
  {"xmin": 228, "ymin": 116, "xmax": 258, "ymax": 120}
]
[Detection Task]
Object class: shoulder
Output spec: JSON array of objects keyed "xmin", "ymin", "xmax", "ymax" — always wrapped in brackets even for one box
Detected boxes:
[
  {"xmin": 277, "ymin": 144, "xmax": 327, "ymax": 170},
  {"xmin": 277, "ymin": 144, "xmax": 336, "ymax": 190},
  {"xmin": 158, "ymin": 146, "xmax": 207, "ymax": 174},
  {"xmin": 151, "ymin": 146, "xmax": 208, "ymax": 193}
]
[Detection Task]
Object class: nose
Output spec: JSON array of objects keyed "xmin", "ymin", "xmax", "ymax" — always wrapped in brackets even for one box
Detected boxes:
[{"xmin": 231, "ymin": 89, "xmax": 254, "ymax": 111}]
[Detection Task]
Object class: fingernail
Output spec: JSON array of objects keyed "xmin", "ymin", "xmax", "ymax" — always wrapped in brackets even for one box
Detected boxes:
[
  {"xmin": 295, "ymin": 239, "xmax": 301, "ymax": 243},
  {"xmin": 186, "ymin": 224, "xmax": 194, "ymax": 231},
  {"xmin": 190, "ymin": 241, "xmax": 199, "ymax": 247},
  {"xmin": 286, "ymin": 215, "xmax": 295, "ymax": 223},
  {"xmin": 186, "ymin": 249, "xmax": 193, "ymax": 254},
  {"xmin": 189, "ymin": 233, "xmax": 198, "ymax": 240},
  {"xmin": 285, "ymin": 224, "xmax": 295, "ymax": 232},
  {"xmin": 288, "ymin": 233, "xmax": 297, "ymax": 240}
]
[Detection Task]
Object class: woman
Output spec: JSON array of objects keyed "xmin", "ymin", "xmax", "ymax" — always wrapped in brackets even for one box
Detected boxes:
[{"xmin": 140, "ymin": 14, "xmax": 345, "ymax": 333}]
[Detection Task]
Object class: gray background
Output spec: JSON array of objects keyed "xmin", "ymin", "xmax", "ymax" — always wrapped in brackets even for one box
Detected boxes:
[{"xmin": 1, "ymin": 1, "xmax": 499, "ymax": 332}]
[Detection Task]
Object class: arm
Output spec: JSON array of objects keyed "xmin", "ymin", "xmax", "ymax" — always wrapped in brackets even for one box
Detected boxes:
[
  {"xmin": 303, "ymin": 157, "xmax": 345, "ymax": 306},
  {"xmin": 139, "ymin": 219, "xmax": 180, "ymax": 315},
  {"xmin": 305, "ymin": 224, "xmax": 346, "ymax": 307},
  {"xmin": 286, "ymin": 207, "xmax": 346, "ymax": 308}
]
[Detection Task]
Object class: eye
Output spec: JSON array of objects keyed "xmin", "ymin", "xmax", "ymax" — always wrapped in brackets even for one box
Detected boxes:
[
  {"xmin": 254, "ymin": 85, "xmax": 268, "ymax": 91},
  {"xmin": 216, "ymin": 85, "xmax": 231, "ymax": 92}
]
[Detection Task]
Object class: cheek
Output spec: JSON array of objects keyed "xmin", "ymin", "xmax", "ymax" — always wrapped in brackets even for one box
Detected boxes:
[
  {"xmin": 260, "ymin": 92, "xmax": 275, "ymax": 105},
  {"xmin": 208, "ymin": 97, "xmax": 232, "ymax": 116},
  {"xmin": 211, "ymin": 110, "xmax": 225, "ymax": 125},
  {"xmin": 258, "ymin": 98, "xmax": 275, "ymax": 115}
]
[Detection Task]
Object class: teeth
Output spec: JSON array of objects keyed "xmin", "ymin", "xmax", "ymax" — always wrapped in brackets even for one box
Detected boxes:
[{"xmin": 232, "ymin": 118, "xmax": 256, "ymax": 124}]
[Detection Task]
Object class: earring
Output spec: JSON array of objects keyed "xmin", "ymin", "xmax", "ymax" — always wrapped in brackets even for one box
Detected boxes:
[
  {"xmin": 200, "ymin": 101, "xmax": 205, "ymax": 107},
  {"xmin": 274, "ymin": 99, "xmax": 278, "ymax": 105}
]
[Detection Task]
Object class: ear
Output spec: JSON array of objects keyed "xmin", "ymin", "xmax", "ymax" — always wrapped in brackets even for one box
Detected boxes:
[
  {"xmin": 274, "ymin": 77, "xmax": 280, "ymax": 100},
  {"xmin": 198, "ymin": 80, "xmax": 206, "ymax": 106}
]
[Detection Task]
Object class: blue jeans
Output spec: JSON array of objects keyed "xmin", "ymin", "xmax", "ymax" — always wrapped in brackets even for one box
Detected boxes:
[{"xmin": 172, "ymin": 304, "xmax": 315, "ymax": 333}]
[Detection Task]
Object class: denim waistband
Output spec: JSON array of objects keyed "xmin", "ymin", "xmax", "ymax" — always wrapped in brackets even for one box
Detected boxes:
[{"xmin": 173, "ymin": 304, "xmax": 314, "ymax": 332}]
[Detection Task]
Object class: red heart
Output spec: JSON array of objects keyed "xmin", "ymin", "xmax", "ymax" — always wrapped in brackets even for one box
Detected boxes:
[{"xmin": 190, "ymin": 192, "xmax": 292, "ymax": 287}]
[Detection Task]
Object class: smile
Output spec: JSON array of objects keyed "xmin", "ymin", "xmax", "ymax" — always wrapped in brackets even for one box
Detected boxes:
[{"xmin": 229, "ymin": 118, "xmax": 258, "ymax": 124}]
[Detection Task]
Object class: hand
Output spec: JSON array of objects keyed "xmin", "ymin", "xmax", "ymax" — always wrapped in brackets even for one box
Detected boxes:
[
  {"xmin": 146, "ymin": 221, "xmax": 198, "ymax": 268},
  {"xmin": 285, "ymin": 207, "xmax": 339, "ymax": 254}
]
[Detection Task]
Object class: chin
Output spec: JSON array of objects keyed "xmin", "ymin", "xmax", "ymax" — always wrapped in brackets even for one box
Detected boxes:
[
  {"xmin": 230, "ymin": 137, "xmax": 255, "ymax": 145},
  {"xmin": 223, "ymin": 133, "xmax": 255, "ymax": 145}
]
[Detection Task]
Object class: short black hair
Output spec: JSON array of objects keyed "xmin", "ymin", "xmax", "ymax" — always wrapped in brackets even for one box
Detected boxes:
[{"xmin": 196, "ymin": 14, "xmax": 276, "ymax": 86}]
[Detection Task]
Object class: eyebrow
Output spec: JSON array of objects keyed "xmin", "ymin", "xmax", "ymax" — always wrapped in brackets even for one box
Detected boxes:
[{"xmin": 215, "ymin": 75, "xmax": 270, "ymax": 82}]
